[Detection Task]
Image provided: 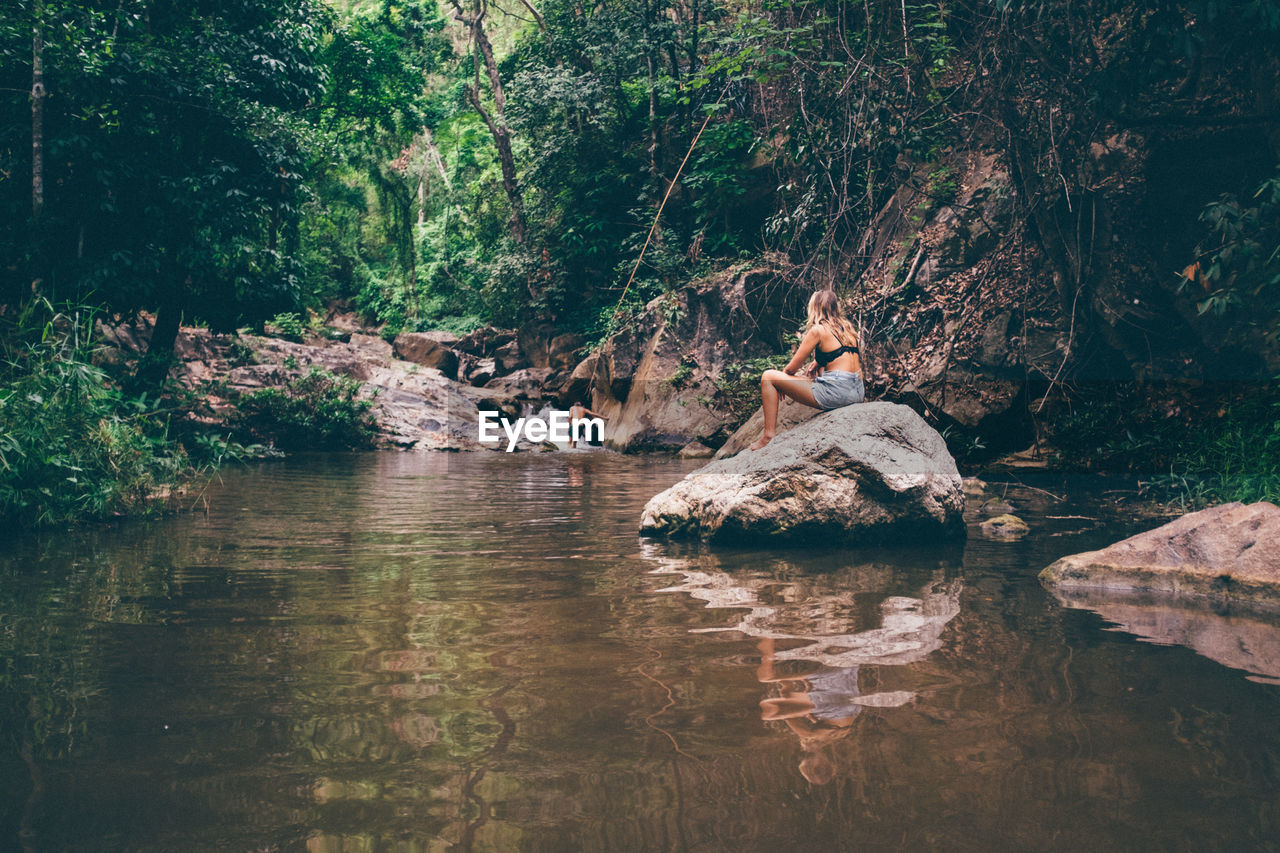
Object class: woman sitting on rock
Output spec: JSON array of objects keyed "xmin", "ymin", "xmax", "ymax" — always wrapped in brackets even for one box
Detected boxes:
[{"xmin": 749, "ymin": 289, "xmax": 865, "ymax": 451}]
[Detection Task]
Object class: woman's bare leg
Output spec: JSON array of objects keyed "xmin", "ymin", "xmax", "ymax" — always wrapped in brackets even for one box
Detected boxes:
[{"xmin": 750, "ymin": 369, "xmax": 821, "ymax": 450}]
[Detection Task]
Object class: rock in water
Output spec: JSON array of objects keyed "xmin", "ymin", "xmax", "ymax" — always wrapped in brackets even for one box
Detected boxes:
[
  {"xmin": 1039, "ymin": 501, "xmax": 1280, "ymax": 606},
  {"xmin": 639, "ymin": 402, "xmax": 964, "ymax": 544},
  {"xmin": 981, "ymin": 514, "xmax": 1029, "ymax": 540}
]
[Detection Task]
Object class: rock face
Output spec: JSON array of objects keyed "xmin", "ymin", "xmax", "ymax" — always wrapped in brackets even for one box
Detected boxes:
[
  {"xmin": 639, "ymin": 402, "xmax": 964, "ymax": 544},
  {"xmin": 571, "ymin": 260, "xmax": 802, "ymax": 452},
  {"xmin": 1040, "ymin": 502, "xmax": 1280, "ymax": 606}
]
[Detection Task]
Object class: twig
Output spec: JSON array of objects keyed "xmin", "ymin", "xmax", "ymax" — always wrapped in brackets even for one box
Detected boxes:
[
  {"xmin": 615, "ymin": 88, "xmax": 727, "ymax": 313},
  {"xmin": 985, "ymin": 479, "xmax": 1064, "ymax": 501}
]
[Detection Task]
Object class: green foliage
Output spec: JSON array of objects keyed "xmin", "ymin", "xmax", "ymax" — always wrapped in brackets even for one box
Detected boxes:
[
  {"xmin": 2, "ymin": 0, "xmax": 332, "ymax": 325},
  {"xmin": 1047, "ymin": 381, "xmax": 1280, "ymax": 507},
  {"xmin": 226, "ymin": 338, "xmax": 259, "ymax": 368},
  {"xmin": 713, "ymin": 355, "xmax": 783, "ymax": 432},
  {"xmin": 184, "ymin": 432, "xmax": 277, "ymax": 467},
  {"xmin": 0, "ymin": 303, "xmax": 187, "ymax": 526},
  {"xmin": 1146, "ymin": 389, "xmax": 1280, "ymax": 508},
  {"xmin": 926, "ymin": 166, "xmax": 960, "ymax": 207},
  {"xmin": 1187, "ymin": 169, "xmax": 1280, "ymax": 333},
  {"xmin": 235, "ymin": 367, "xmax": 377, "ymax": 450},
  {"xmin": 269, "ymin": 312, "xmax": 306, "ymax": 342}
]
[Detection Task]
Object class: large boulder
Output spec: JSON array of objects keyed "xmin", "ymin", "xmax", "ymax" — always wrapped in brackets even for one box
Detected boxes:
[
  {"xmin": 715, "ymin": 398, "xmax": 821, "ymax": 459},
  {"xmin": 1040, "ymin": 501, "xmax": 1280, "ymax": 607},
  {"xmin": 639, "ymin": 402, "xmax": 964, "ymax": 544},
  {"xmin": 392, "ymin": 332, "xmax": 460, "ymax": 379}
]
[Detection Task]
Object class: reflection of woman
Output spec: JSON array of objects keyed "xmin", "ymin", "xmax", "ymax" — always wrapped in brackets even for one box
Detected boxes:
[
  {"xmin": 757, "ymin": 638, "xmax": 859, "ymax": 785},
  {"xmin": 750, "ymin": 289, "xmax": 865, "ymax": 451}
]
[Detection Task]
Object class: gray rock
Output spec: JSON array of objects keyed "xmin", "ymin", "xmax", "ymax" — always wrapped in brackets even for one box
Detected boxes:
[
  {"xmin": 548, "ymin": 333, "xmax": 586, "ymax": 371},
  {"xmin": 640, "ymin": 402, "xmax": 964, "ymax": 544},
  {"xmin": 572, "ymin": 260, "xmax": 801, "ymax": 452},
  {"xmin": 715, "ymin": 399, "xmax": 821, "ymax": 459},
  {"xmin": 483, "ymin": 367, "xmax": 554, "ymax": 402},
  {"xmin": 455, "ymin": 326, "xmax": 516, "ymax": 357},
  {"xmin": 464, "ymin": 356, "xmax": 497, "ymax": 387},
  {"xmin": 1040, "ymin": 501, "xmax": 1280, "ymax": 607},
  {"xmin": 349, "ymin": 333, "xmax": 393, "ymax": 360}
]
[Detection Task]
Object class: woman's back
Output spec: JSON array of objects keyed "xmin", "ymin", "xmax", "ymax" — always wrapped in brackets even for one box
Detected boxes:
[{"xmin": 815, "ymin": 322, "xmax": 861, "ymax": 374}]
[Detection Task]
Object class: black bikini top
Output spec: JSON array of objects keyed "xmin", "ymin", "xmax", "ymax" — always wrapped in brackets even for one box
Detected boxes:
[{"xmin": 815, "ymin": 341, "xmax": 859, "ymax": 366}]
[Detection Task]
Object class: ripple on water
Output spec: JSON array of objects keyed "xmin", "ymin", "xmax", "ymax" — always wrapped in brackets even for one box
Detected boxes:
[{"xmin": 1, "ymin": 454, "xmax": 1279, "ymax": 851}]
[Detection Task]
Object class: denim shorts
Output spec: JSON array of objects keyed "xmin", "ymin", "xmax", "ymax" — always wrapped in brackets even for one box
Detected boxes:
[{"xmin": 812, "ymin": 370, "xmax": 865, "ymax": 410}]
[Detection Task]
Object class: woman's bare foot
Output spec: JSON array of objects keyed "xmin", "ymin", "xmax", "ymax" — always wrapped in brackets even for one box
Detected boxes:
[{"xmin": 748, "ymin": 432, "xmax": 775, "ymax": 451}]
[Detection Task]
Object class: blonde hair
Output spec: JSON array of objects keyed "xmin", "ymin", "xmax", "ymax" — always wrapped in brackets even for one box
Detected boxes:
[{"xmin": 804, "ymin": 289, "xmax": 859, "ymax": 348}]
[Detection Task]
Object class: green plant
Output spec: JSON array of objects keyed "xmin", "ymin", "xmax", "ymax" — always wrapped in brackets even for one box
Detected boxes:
[
  {"xmin": 926, "ymin": 165, "xmax": 959, "ymax": 206},
  {"xmin": 1185, "ymin": 169, "xmax": 1280, "ymax": 334},
  {"xmin": 268, "ymin": 312, "xmax": 305, "ymax": 342},
  {"xmin": 666, "ymin": 359, "xmax": 696, "ymax": 390},
  {"xmin": 0, "ymin": 302, "xmax": 189, "ymax": 526},
  {"xmin": 226, "ymin": 338, "xmax": 257, "ymax": 367},
  {"xmin": 235, "ymin": 368, "xmax": 377, "ymax": 450},
  {"xmin": 283, "ymin": 355, "xmax": 300, "ymax": 370},
  {"xmin": 185, "ymin": 433, "xmax": 278, "ymax": 467},
  {"xmin": 712, "ymin": 355, "xmax": 783, "ymax": 432}
]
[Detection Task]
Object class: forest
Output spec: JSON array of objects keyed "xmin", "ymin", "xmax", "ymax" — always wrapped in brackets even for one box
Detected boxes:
[{"xmin": 3, "ymin": 0, "xmax": 1280, "ymax": 523}]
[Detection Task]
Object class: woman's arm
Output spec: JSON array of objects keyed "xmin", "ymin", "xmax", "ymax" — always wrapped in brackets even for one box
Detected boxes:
[{"xmin": 782, "ymin": 326, "xmax": 822, "ymax": 375}]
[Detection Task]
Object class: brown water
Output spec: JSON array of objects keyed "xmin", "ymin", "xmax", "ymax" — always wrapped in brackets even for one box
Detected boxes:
[{"xmin": 1, "ymin": 452, "xmax": 1278, "ymax": 851}]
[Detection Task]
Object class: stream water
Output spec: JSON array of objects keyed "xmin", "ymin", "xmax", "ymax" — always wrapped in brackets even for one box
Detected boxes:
[{"xmin": 1, "ymin": 452, "xmax": 1278, "ymax": 851}]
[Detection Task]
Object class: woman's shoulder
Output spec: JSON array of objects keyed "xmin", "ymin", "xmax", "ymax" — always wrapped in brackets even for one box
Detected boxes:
[{"xmin": 811, "ymin": 321, "xmax": 836, "ymax": 341}]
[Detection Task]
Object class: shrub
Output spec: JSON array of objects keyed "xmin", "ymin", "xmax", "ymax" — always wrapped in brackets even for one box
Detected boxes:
[
  {"xmin": 235, "ymin": 368, "xmax": 377, "ymax": 450},
  {"xmin": 713, "ymin": 355, "xmax": 783, "ymax": 433},
  {"xmin": 0, "ymin": 304, "xmax": 187, "ymax": 525}
]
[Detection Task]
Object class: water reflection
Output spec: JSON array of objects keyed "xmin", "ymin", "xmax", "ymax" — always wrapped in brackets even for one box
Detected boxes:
[
  {"xmin": 5, "ymin": 457, "xmax": 1280, "ymax": 851},
  {"xmin": 1050, "ymin": 587, "xmax": 1280, "ymax": 685},
  {"xmin": 645, "ymin": 544, "xmax": 962, "ymax": 783}
]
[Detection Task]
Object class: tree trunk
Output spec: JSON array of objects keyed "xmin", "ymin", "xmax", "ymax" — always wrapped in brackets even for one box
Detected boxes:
[
  {"xmin": 134, "ymin": 284, "xmax": 184, "ymax": 391},
  {"xmin": 31, "ymin": 0, "xmax": 45, "ymax": 225},
  {"xmin": 452, "ymin": 0, "xmax": 527, "ymax": 246}
]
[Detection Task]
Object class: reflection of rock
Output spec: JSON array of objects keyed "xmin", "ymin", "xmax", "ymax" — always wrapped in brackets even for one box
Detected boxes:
[
  {"xmin": 640, "ymin": 402, "xmax": 964, "ymax": 544},
  {"xmin": 651, "ymin": 565, "xmax": 962, "ymax": 669},
  {"xmin": 1050, "ymin": 587, "xmax": 1280, "ymax": 685},
  {"xmin": 1040, "ymin": 501, "xmax": 1280, "ymax": 607}
]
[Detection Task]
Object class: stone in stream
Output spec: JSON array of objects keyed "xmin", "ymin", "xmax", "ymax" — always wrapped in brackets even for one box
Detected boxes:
[
  {"xmin": 639, "ymin": 402, "xmax": 964, "ymax": 544},
  {"xmin": 980, "ymin": 514, "xmax": 1028, "ymax": 539},
  {"xmin": 1039, "ymin": 501, "xmax": 1280, "ymax": 607}
]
